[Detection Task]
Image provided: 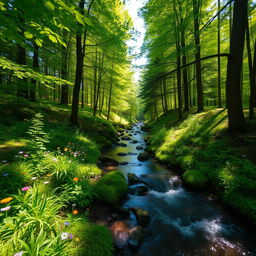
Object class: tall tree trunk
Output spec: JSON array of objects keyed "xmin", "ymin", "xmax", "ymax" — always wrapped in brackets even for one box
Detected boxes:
[
  {"xmin": 30, "ymin": 42, "xmax": 39, "ymax": 101},
  {"xmin": 217, "ymin": 0, "xmax": 222, "ymax": 107},
  {"xmin": 176, "ymin": 35, "xmax": 182, "ymax": 119},
  {"xmin": 107, "ymin": 62, "xmax": 114, "ymax": 120},
  {"xmin": 70, "ymin": 0, "xmax": 85, "ymax": 125},
  {"xmin": 60, "ymin": 30, "xmax": 69, "ymax": 105},
  {"xmin": 81, "ymin": 78, "xmax": 85, "ymax": 108},
  {"xmin": 247, "ymin": 19, "xmax": 256, "ymax": 120},
  {"xmin": 160, "ymin": 80, "xmax": 166, "ymax": 115},
  {"xmin": 181, "ymin": 29, "xmax": 189, "ymax": 111},
  {"xmin": 192, "ymin": 0, "xmax": 203, "ymax": 112},
  {"xmin": 226, "ymin": 0, "xmax": 247, "ymax": 132}
]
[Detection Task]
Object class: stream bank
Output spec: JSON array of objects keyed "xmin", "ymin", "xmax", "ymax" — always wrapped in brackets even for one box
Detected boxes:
[{"xmin": 95, "ymin": 122, "xmax": 256, "ymax": 256}]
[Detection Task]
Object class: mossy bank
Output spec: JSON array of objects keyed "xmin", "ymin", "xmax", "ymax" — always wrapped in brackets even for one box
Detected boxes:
[{"xmin": 146, "ymin": 109, "xmax": 256, "ymax": 225}]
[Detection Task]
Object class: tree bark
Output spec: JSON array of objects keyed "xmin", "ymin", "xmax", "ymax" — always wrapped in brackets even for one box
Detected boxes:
[
  {"xmin": 30, "ymin": 42, "xmax": 39, "ymax": 101},
  {"xmin": 70, "ymin": 0, "xmax": 85, "ymax": 125},
  {"xmin": 217, "ymin": 0, "xmax": 222, "ymax": 107},
  {"xmin": 225, "ymin": 0, "xmax": 247, "ymax": 132},
  {"xmin": 192, "ymin": 0, "xmax": 203, "ymax": 112}
]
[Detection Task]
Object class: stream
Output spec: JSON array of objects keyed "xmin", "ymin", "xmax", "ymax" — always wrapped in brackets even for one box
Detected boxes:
[{"xmin": 103, "ymin": 123, "xmax": 256, "ymax": 256}]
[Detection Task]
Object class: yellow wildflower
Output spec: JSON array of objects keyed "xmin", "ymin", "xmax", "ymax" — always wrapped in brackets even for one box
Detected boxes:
[{"xmin": 0, "ymin": 197, "xmax": 13, "ymax": 204}]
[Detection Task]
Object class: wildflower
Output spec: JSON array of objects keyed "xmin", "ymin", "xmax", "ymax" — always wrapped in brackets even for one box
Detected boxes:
[
  {"xmin": 14, "ymin": 251, "xmax": 23, "ymax": 256},
  {"xmin": 0, "ymin": 197, "xmax": 13, "ymax": 204},
  {"xmin": 72, "ymin": 209, "xmax": 78, "ymax": 215},
  {"xmin": 69, "ymin": 233, "xmax": 73, "ymax": 239},
  {"xmin": 73, "ymin": 177, "xmax": 79, "ymax": 182},
  {"xmin": 0, "ymin": 206, "xmax": 11, "ymax": 212},
  {"xmin": 31, "ymin": 177, "xmax": 37, "ymax": 180},
  {"xmin": 23, "ymin": 154, "xmax": 29, "ymax": 158},
  {"xmin": 3, "ymin": 172, "xmax": 9, "ymax": 177},
  {"xmin": 64, "ymin": 221, "xmax": 70, "ymax": 226},
  {"xmin": 44, "ymin": 181, "xmax": 50, "ymax": 184},
  {"xmin": 64, "ymin": 147, "xmax": 69, "ymax": 152},
  {"xmin": 61, "ymin": 232, "xmax": 69, "ymax": 240},
  {"xmin": 75, "ymin": 237, "xmax": 80, "ymax": 242},
  {"xmin": 18, "ymin": 151, "xmax": 23, "ymax": 154},
  {"xmin": 21, "ymin": 186, "xmax": 30, "ymax": 191},
  {"xmin": 72, "ymin": 203, "xmax": 76, "ymax": 207},
  {"xmin": 47, "ymin": 173, "xmax": 52, "ymax": 177}
]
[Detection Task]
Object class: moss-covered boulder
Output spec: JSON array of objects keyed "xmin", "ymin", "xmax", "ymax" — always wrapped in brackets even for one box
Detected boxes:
[
  {"xmin": 94, "ymin": 171, "xmax": 128, "ymax": 206},
  {"xmin": 182, "ymin": 170, "xmax": 209, "ymax": 188}
]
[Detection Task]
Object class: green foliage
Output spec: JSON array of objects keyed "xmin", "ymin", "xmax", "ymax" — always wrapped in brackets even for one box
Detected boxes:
[
  {"xmin": 94, "ymin": 171, "xmax": 128, "ymax": 206},
  {"xmin": 60, "ymin": 179, "xmax": 94, "ymax": 208},
  {"xmin": 27, "ymin": 113, "xmax": 49, "ymax": 156},
  {"xmin": 0, "ymin": 185, "xmax": 67, "ymax": 256},
  {"xmin": 0, "ymin": 57, "xmax": 72, "ymax": 87}
]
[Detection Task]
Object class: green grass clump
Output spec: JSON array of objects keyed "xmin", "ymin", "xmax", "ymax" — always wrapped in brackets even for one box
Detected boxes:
[
  {"xmin": 65, "ymin": 218, "xmax": 114, "ymax": 256},
  {"xmin": 77, "ymin": 164, "xmax": 102, "ymax": 178},
  {"xmin": 94, "ymin": 171, "xmax": 127, "ymax": 206}
]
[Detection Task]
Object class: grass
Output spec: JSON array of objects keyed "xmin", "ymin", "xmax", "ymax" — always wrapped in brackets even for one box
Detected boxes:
[{"xmin": 148, "ymin": 108, "xmax": 256, "ymax": 224}]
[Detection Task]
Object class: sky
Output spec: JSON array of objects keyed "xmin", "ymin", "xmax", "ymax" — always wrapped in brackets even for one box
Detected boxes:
[{"xmin": 125, "ymin": 0, "xmax": 147, "ymax": 82}]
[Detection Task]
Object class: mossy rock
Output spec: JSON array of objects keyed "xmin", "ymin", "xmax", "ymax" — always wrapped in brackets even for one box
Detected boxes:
[
  {"xmin": 94, "ymin": 171, "xmax": 128, "ymax": 206},
  {"xmin": 182, "ymin": 170, "xmax": 209, "ymax": 188}
]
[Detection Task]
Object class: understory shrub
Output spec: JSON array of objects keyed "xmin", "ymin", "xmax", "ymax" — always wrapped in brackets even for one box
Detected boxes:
[{"xmin": 94, "ymin": 171, "xmax": 127, "ymax": 206}]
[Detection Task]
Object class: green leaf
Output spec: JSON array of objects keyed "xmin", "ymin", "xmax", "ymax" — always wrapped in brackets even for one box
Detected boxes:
[
  {"xmin": 35, "ymin": 39, "xmax": 43, "ymax": 47},
  {"xmin": 48, "ymin": 34, "xmax": 58, "ymax": 43},
  {"xmin": 45, "ymin": 1, "xmax": 55, "ymax": 10},
  {"xmin": 24, "ymin": 31, "xmax": 33, "ymax": 39}
]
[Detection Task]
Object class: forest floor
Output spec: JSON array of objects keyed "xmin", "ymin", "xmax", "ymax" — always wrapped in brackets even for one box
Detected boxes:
[
  {"xmin": 146, "ymin": 108, "xmax": 256, "ymax": 225},
  {"xmin": 0, "ymin": 94, "xmax": 132, "ymax": 256}
]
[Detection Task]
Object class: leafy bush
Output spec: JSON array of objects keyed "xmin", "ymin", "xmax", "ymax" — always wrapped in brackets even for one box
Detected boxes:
[{"xmin": 94, "ymin": 171, "xmax": 127, "ymax": 206}]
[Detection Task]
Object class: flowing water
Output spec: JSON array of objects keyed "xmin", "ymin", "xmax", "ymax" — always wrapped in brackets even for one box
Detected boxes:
[{"xmin": 103, "ymin": 123, "xmax": 256, "ymax": 256}]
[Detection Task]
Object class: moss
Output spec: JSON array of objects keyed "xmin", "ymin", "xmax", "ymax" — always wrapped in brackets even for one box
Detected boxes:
[
  {"xmin": 94, "ymin": 171, "xmax": 128, "ymax": 206},
  {"xmin": 183, "ymin": 170, "xmax": 209, "ymax": 188}
]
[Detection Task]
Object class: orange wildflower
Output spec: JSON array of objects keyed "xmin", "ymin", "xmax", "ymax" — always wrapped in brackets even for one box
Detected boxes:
[
  {"xmin": 72, "ymin": 209, "xmax": 78, "ymax": 215},
  {"xmin": 0, "ymin": 197, "xmax": 13, "ymax": 204},
  {"xmin": 64, "ymin": 147, "xmax": 69, "ymax": 152},
  {"xmin": 73, "ymin": 177, "xmax": 79, "ymax": 182}
]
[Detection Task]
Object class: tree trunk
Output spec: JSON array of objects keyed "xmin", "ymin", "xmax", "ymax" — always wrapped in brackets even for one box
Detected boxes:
[
  {"xmin": 30, "ymin": 42, "xmax": 39, "ymax": 101},
  {"xmin": 70, "ymin": 0, "xmax": 85, "ymax": 125},
  {"xmin": 225, "ymin": 0, "xmax": 247, "ymax": 132},
  {"xmin": 60, "ymin": 30, "xmax": 69, "ymax": 105},
  {"xmin": 192, "ymin": 0, "xmax": 203, "ymax": 112},
  {"xmin": 217, "ymin": 0, "xmax": 222, "ymax": 107},
  {"xmin": 181, "ymin": 24, "xmax": 189, "ymax": 111},
  {"xmin": 247, "ymin": 19, "xmax": 256, "ymax": 120}
]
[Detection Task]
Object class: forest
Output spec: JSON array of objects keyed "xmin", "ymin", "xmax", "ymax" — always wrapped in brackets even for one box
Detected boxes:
[{"xmin": 0, "ymin": 0, "xmax": 256, "ymax": 256}]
